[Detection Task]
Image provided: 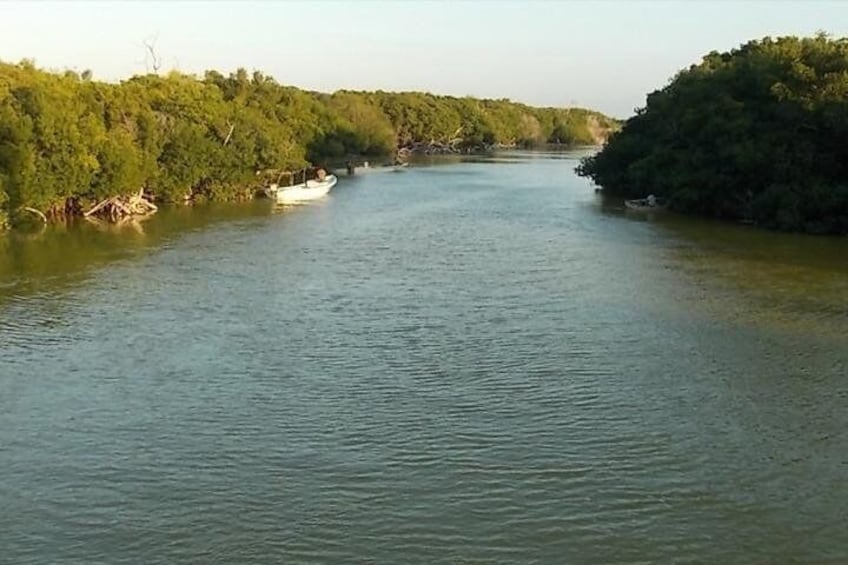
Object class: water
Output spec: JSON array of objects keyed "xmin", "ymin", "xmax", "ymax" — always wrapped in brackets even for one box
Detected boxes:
[{"xmin": 1, "ymin": 151, "xmax": 847, "ymax": 563}]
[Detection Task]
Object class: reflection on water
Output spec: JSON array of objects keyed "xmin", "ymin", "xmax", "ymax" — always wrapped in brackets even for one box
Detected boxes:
[
  {"xmin": 0, "ymin": 201, "xmax": 274, "ymax": 302},
  {"xmin": 1, "ymin": 152, "xmax": 846, "ymax": 563},
  {"xmin": 593, "ymin": 191, "xmax": 848, "ymax": 337},
  {"xmin": 664, "ymin": 220, "xmax": 847, "ymax": 337}
]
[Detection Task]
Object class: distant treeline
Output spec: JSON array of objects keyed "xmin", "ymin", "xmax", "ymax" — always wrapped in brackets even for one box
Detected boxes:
[
  {"xmin": 0, "ymin": 60, "xmax": 618, "ymax": 226},
  {"xmin": 578, "ymin": 34, "xmax": 848, "ymax": 235}
]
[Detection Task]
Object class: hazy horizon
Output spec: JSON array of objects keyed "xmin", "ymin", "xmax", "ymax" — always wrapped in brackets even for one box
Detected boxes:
[{"xmin": 1, "ymin": 0, "xmax": 846, "ymax": 118}]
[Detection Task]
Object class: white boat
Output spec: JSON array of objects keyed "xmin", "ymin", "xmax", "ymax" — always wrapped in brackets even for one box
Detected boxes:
[
  {"xmin": 624, "ymin": 195, "xmax": 667, "ymax": 211},
  {"xmin": 266, "ymin": 174, "xmax": 337, "ymax": 203}
]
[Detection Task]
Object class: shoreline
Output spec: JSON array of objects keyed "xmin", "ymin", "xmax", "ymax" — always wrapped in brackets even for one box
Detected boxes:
[{"xmin": 6, "ymin": 147, "xmax": 844, "ymax": 238}]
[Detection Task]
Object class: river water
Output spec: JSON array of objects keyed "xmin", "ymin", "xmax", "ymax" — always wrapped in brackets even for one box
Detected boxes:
[{"xmin": 1, "ymin": 151, "xmax": 846, "ymax": 563}]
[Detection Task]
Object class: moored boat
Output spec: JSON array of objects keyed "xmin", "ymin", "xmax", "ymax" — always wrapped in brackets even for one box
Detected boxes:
[
  {"xmin": 624, "ymin": 194, "xmax": 667, "ymax": 210},
  {"xmin": 265, "ymin": 174, "xmax": 337, "ymax": 203}
]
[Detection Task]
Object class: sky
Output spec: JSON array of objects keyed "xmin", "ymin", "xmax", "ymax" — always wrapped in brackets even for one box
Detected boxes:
[{"xmin": 1, "ymin": 0, "xmax": 846, "ymax": 118}]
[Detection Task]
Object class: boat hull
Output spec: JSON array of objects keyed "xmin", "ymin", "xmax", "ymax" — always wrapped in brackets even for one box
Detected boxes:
[
  {"xmin": 268, "ymin": 175, "xmax": 337, "ymax": 203},
  {"xmin": 624, "ymin": 198, "xmax": 667, "ymax": 211}
]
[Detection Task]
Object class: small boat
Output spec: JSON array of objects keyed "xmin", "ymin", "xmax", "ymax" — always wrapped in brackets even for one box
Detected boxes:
[
  {"xmin": 624, "ymin": 195, "xmax": 667, "ymax": 211},
  {"xmin": 265, "ymin": 174, "xmax": 337, "ymax": 204}
]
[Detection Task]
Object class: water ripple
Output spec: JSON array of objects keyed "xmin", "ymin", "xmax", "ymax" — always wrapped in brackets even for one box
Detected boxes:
[{"xmin": 1, "ymin": 153, "xmax": 847, "ymax": 563}]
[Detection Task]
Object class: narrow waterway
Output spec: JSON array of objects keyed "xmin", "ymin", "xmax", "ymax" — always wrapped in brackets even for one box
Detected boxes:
[{"xmin": 2, "ymin": 151, "xmax": 846, "ymax": 563}]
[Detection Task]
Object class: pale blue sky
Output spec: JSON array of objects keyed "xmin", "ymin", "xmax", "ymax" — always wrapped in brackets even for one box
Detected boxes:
[{"xmin": 1, "ymin": 0, "xmax": 845, "ymax": 117}]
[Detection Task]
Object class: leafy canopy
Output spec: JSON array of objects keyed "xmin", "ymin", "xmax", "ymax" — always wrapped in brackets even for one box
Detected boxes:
[{"xmin": 577, "ymin": 34, "xmax": 848, "ymax": 234}]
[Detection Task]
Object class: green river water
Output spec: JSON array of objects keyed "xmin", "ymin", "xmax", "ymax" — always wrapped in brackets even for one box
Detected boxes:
[{"xmin": 1, "ymin": 151, "xmax": 846, "ymax": 563}]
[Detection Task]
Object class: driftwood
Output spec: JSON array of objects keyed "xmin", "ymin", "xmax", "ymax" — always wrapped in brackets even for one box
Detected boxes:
[
  {"xmin": 83, "ymin": 197, "xmax": 113, "ymax": 217},
  {"xmin": 84, "ymin": 188, "xmax": 158, "ymax": 222}
]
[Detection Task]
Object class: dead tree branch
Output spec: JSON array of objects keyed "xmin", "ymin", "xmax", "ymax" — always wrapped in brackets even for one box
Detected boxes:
[{"xmin": 143, "ymin": 35, "xmax": 162, "ymax": 73}]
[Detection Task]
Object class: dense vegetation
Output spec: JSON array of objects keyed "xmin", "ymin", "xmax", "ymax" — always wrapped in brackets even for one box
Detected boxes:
[
  {"xmin": 578, "ymin": 34, "xmax": 848, "ymax": 234},
  {"xmin": 0, "ymin": 60, "xmax": 617, "ymax": 228}
]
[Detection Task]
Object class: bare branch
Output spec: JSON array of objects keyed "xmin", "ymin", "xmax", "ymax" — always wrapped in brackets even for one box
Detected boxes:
[
  {"xmin": 223, "ymin": 121, "xmax": 235, "ymax": 146},
  {"xmin": 142, "ymin": 34, "xmax": 162, "ymax": 73},
  {"xmin": 21, "ymin": 206, "xmax": 47, "ymax": 223}
]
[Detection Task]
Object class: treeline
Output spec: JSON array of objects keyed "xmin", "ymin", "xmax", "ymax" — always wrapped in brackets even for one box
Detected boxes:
[
  {"xmin": 0, "ymin": 60, "xmax": 617, "ymax": 227},
  {"xmin": 577, "ymin": 34, "xmax": 848, "ymax": 235}
]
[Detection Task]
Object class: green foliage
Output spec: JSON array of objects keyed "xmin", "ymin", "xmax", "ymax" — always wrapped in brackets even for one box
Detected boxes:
[
  {"xmin": 368, "ymin": 92, "xmax": 617, "ymax": 149},
  {"xmin": 577, "ymin": 34, "xmax": 848, "ymax": 234},
  {"xmin": 0, "ymin": 59, "xmax": 616, "ymax": 222}
]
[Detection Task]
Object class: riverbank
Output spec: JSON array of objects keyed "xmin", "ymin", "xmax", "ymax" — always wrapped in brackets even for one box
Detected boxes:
[
  {"xmin": 1, "ymin": 142, "xmax": 603, "ymax": 232},
  {"xmin": 577, "ymin": 35, "xmax": 848, "ymax": 235},
  {"xmin": 0, "ymin": 60, "xmax": 618, "ymax": 230}
]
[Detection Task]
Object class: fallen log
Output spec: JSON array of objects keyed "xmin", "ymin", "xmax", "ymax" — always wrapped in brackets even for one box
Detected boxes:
[
  {"xmin": 112, "ymin": 197, "xmax": 130, "ymax": 215},
  {"xmin": 84, "ymin": 197, "xmax": 114, "ymax": 217},
  {"xmin": 140, "ymin": 199, "xmax": 158, "ymax": 213}
]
